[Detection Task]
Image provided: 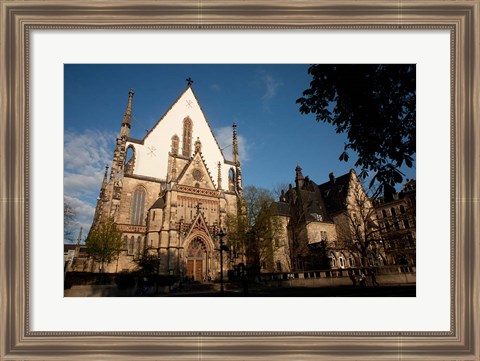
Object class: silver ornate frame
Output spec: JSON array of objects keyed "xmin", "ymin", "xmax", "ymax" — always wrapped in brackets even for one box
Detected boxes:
[{"xmin": 1, "ymin": 1, "xmax": 478, "ymax": 360}]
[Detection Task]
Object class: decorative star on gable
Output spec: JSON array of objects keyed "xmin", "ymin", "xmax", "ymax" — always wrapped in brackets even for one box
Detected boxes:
[{"xmin": 147, "ymin": 146, "xmax": 157, "ymax": 157}]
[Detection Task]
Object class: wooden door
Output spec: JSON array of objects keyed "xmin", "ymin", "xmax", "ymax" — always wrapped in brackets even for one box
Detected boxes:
[
  {"xmin": 187, "ymin": 260, "xmax": 194, "ymax": 279},
  {"xmin": 195, "ymin": 260, "xmax": 203, "ymax": 281}
]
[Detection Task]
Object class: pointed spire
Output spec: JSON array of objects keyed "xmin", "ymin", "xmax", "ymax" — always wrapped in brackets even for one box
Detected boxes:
[
  {"xmin": 76, "ymin": 227, "xmax": 83, "ymax": 245},
  {"xmin": 120, "ymin": 88, "xmax": 134, "ymax": 138},
  {"xmin": 99, "ymin": 165, "xmax": 109, "ymax": 200},
  {"xmin": 194, "ymin": 137, "xmax": 202, "ymax": 153},
  {"xmin": 232, "ymin": 122, "xmax": 239, "ymax": 164},
  {"xmin": 217, "ymin": 161, "xmax": 222, "ymax": 190}
]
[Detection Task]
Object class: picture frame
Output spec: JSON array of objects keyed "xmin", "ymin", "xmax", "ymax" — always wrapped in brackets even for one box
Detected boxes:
[{"xmin": 1, "ymin": 0, "xmax": 478, "ymax": 359}]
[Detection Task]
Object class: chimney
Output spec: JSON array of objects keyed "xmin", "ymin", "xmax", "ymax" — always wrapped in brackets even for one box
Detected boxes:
[
  {"xmin": 329, "ymin": 172, "xmax": 336, "ymax": 184},
  {"xmin": 295, "ymin": 165, "xmax": 305, "ymax": 188}
]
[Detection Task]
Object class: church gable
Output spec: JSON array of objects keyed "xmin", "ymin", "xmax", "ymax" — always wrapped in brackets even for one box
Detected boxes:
[
  {"xmin": 128, "ymin": 86, "xmax": 227, "ymax": 183},
  {"xmin": 176, "ymin": 150, "xmax": 217, "ymax": 190},
  {"xmin": 185, "ymin": 211, "xmax": 213, "ymax": 241}
]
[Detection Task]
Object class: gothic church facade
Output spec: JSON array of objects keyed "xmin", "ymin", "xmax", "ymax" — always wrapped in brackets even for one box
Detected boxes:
[{"xmin": 90, "ymin": 84, "xmax": 243, "ymax": 280}]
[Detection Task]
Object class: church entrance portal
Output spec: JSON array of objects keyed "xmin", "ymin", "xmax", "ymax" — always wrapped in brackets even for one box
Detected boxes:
[{"xmin": 186, "ymin": 238, "xmax": 208, "ymax": 281}]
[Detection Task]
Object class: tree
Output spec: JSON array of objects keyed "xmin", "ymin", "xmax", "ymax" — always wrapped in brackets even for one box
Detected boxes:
[
  {"xmin": 225, "ymin": 186, "xmax": 284, "ymax": 273},
  {"xmin": 297, "ymin": 64, "xmax": 415, "ymax": 192},
  {"xmin": 335, "ymin": 178, "xmax": 383, "ymax": 267},
  {"xmin": 64, "ymin": 201, "xmax": 77, "ymax": 242},
  {"xmin": 85, "ymin": 218, "xmax": 123, "ymax": 272}
]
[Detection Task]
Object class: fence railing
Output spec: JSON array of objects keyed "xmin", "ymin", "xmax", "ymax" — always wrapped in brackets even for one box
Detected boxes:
[{"xmin": 259, "ymin": 265, "xmax": 416, "ymax": 282}]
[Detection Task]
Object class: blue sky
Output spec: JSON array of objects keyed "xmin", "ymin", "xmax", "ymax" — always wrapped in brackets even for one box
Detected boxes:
[{"xmin": 64, "ymin": 64, "xmax": 416, "ymax": 240}]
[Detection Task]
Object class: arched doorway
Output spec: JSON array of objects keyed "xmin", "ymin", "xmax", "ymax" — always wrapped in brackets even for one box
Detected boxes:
[{"xmin": 186, "ymin": 237, "xmax": 208, "ymax": 281}]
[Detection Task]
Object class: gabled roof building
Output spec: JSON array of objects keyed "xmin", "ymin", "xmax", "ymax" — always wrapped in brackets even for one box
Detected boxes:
[
  {"xmin": 276, "ymin": 167, "xmax": 402, "ymax": 272},
  {"xmin": 83, "ymin": 83, "xmax": 243, "ymax": 279}
]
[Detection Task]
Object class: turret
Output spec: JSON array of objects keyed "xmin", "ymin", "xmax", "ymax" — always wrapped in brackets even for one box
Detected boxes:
[
  {"xmin": 232, "ymin": 122, "xmax": 239, "ymax": 164},
  {"xmin": 232, "ymin": 123, "xmax": 243, "ymax": 195},
  {"xmin": 295, "ymin": 165, "xmax": 305, "ymax": 188}
]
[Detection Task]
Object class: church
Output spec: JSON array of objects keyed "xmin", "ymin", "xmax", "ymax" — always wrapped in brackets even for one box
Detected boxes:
[{"xmin": 89, "ymin": 81, "xmax": 243, "ymax": 279}]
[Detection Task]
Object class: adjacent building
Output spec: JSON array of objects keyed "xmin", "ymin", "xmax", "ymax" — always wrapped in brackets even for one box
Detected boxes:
[{"xmin": 274, "ymin": 167, "xmax": 416, "ymax": 273}]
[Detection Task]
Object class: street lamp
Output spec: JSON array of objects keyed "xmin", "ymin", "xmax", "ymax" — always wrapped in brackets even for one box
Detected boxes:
[{"xmin": 217, "ymin": 229, "xmax": 228, "ymax": 295}]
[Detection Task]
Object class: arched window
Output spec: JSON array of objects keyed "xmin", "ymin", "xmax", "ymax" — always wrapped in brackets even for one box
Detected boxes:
[
  {"xmin": 171, "ymin": 134, "xmax": 179, "ymax": 155},
  {"xmin": 136, "ymin": 236, "xmax": 142, "ymax": 255},
  {"xmin": 329, "ymin": 253, "xmax": 337, "ymax": 268},
  {"xmin": 228, "ymin": 168, "xmax": 235, "ymax": 192},
  {"xmin": 182, "ymin": 117, "xmax": 193, "ymax": 156},
  {"xmin": 131, "ymin": 187, "xmax": 146, "ymax": 225},
  {"xmin": 338, "ymin": 254, "xmax": 346, "ymax": 268},
  {"xmin": 125, "ymin": 145, "xmax": 136, "ymax": 175},
  {"xmin": 128, "ymin": 236, "xmax": 135, "ymax": 255},
  {"xmin": 123, "ymin": 236, "xmax": 128, "ymax": 250},
  {"xmin": 391, "ymin": 207, "xmax": 397, "ymax": 216},
  {"xmin": 382, "ymin": 209, "xmax": 387, "ymax": 218},
  {"xmin": 400, "ymin": 205, "xmax": 406, "ymax": 214},
  {"xmin": 348, "ymin": 255, "xmax": 355, "ymax": 267}
]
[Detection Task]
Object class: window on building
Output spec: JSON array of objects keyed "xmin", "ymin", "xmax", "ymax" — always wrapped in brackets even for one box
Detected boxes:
[
  {"xmin": 348, "ymin": 256, "xmax": 355, "ymax": 267},
  {"xmin": 320, "ymin": 231, "xmax": 328, "ymax": 241},
  {"xmin": 329, "ymin": 253, "xmax": 336, "ymax": 268},
  {"xmin": 125, "ymin": 145, "xmax": 135, "ymax": 175},
  {"xmin": 391, "ymin": 207, "xmax": 397, "ymax": 216},
  {"xmin": 182, "ymin": 117, "xmax": 193, "ymax": 156},
  {"xmin": 171, "ymin": 134, "xmax": 179, "ymax": 155},
  {"xmin": 131, "ymin": 187, "xmax": 146, "ymax": 225},
  {"xmin": 136, "ymin": 236, "xmax": 142, "ymax": 255},
  {"xmin": 403, "ymin": 219, "xmax": 410, "ymax": 229},
  {"xmin": 382, "ymin": 209, "xmax": 387, "ymax": 218},
  {"xmin": 338, "ymin": 254, "xmax": 346, "ymax": 268},
  {"xmin": 228, "ymin": 168, "xmax": 235, "ymax": 192},
  {"xmin": 400, "ymin": 205, "xmax": 406, "ymax": 214},
  {"xmin": 128, "ymin": 236, "xmax": 135, "ymax": 255},
  {"xmin": 123, "ymin": 236, "xmax": 128, "ymax": 250}
]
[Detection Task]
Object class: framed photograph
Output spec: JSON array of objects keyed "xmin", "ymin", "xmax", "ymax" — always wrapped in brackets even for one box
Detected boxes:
[{"xmin": 1, "ymin": 1, "xmax": 478, "ymax": 360}]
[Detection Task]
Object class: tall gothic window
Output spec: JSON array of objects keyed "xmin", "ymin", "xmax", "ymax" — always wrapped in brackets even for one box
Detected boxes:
[
  {"xmin": 128, "ymin": 236, "xmax": 135, "ymax": 255},
  {"xmin": 124, "ymin": 145, "xmax": 136, "ymax": 175},
  {"xmin": 171, "ymin": 134, "xmax": 179, "ymax": 155},
  {"xmin": 182, "ymin": 117, "xmax": 193, "ymax": 156},
  {"xmin": 228, "ymin": 168, "xmax": 235, "ymax": 192},
  {"xmin": 131, "ymin": 187, "xmax": 146, "ymax": 225}
]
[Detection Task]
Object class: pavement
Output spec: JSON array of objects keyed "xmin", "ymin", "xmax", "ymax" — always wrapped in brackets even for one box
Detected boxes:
[{"xmin": 152, "ymin": 282, "xmax": 416, "ymax": 297}]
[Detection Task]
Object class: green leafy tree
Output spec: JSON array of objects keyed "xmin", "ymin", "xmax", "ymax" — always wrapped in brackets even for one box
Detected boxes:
[
  {"xmin": 85, "ymin": 218, "xmax": 123, "ymax": 272},
  {"xmin": 225, "ymin": 186, "xmax": 284, "ymax": 274},
  {"xmin": 297, "ymin": 64, "xmax": 415, "ymax": 192}
]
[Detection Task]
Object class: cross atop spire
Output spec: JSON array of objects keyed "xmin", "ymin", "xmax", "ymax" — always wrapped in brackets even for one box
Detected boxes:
[{"xmin": 186, "ymin": 77, "xmax": 194, "ymax": 86}]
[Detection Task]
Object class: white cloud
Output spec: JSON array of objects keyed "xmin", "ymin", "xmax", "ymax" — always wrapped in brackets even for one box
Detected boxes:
[
  {"xmin": 64, "ymin": 128, "xmax": 115, "ymax": 239},
  {"xmin": 64, "ymin": 195, "xmax": 96, "ymax": 239},
  {"xmin": 210, "ymin": 83, "xmax": 221, "ymax": 92},
  {"xmin": 258, "ymin": 69, "xmax": 283, "ymax": 111},
  {"xmin": 215, "ymin": 126, "xmax": 250, "ymax": 163}
]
